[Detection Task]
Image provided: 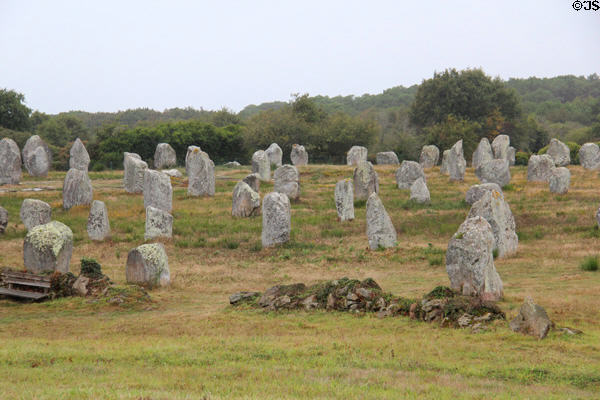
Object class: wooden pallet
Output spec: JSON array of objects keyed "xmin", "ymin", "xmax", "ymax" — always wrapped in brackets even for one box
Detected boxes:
[{"xmin": 0, "ymin": 270, "xmax": 51, "ymax": 300}]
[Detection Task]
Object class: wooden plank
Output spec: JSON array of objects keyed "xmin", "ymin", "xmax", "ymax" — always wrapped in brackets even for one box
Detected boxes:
[
  {"xmin": 1, "ymin": 271, "xmax": 51, "ymax": 283},
  {"xmin": 2, "ymin": 278, "xmax": 51, "ymax": 289},
  {"xmin": 0, "ymin": 287, "xmax": 48, "ymax": 300}
]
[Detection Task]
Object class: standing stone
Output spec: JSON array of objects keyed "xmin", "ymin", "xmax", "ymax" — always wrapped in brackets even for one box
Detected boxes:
[
  {"xmin": 546, "ymin": 138, "xmax": 570, "ymax": 166},
  {"xmin": 467, "ymin": 189, "xmax": 518, "ymax": 258},
  {"xmin": 419, "ymin": 145, "xmax": 440, "ymax": 169},
  {"xmin": 376, "ymin": 151, "xmax": 399, "ymax": 165},
  {"xmin": 549, "ymin": 167, "xmax": 570, "ymax": 194},
  {"xmin": 410, "ymin": 177, "xmax": 430, "ymax": 204},
  {"xmin": 447, "ymin": 140, "xmax": 466, "ymax": 181},
  {"xmin": 395, "ymin": 160, "xmax": 425, "ymax": 189},
  {"xmin": 507, "ymin": 146, "xmax": 516, "ymax": 166},
  {"xmin": 243, "ymin": 173, "xmax": 260, "ymax": 193},
  {"xmin": 20, "ymin": 199, "xmax": 52, "ymax": 230},
  {"xmin": 465, "ymin": 183, "xmax": 502, "ymax": 205},
  {"xmin": 446, "ymin": 216, "xmax": 503, "ymax": 301},
  {"xmin": 261, "ymin": 192, "xmax": 291, "ymax": 247},
  {"xmin": 347, "ymin": 146, "xmax": 368, "ymax": 166},
  {"xmin": 274, "ymin": 164, "xmax": 300, "ymax": 201},
  {"xmin": 0, "ymin": 138, "xmax": 22, "ymax": 185},
  {"xmin": 491, "ymin": 134, "xmax": 510, "ymax": 161},
  {"xmin": 63, "ymin": 169, "xmax": 93, "ymax": 210},
  {"xmin": 265, "ymin": 143, "xmax": 283, "ymax": 167},
  {"xmin": 353, "ymin": 161, "xmax": 379, "ymax": 201},
  {"xmin": 527, "ymin": 154, "xmax": 555, "ymax": 182},
  {"xmin": 252, "ymin": 150, "xmax": 270, "ymax": 181},
  {"xmin": 123, "ymin": 152, "xmax": 148, "ymax": 193},
  {"xmin": 69, "ymin": 138, "xmax": 90, "ymax": 171},
  {"xmin": 475, "ymin": 159, "xmax": 511, "ymax": 187},
  {"xmin": 596, "ymin": 206, "xmax": 600, "ymax": 229},
  {"xmin": 232, "ymin": 181, "xmax": 261, "ymax": 218},
  {"xmin": 223, "ymin": 161, "xmax": 241, "ymax": 168},
  {"xmin": 509, "ymin": 297, "xmax": 553, "ymax": 339},
  {"xmin": 187, "ymin": 147, "xmax": 215, "ymax": 196},
  {"xmin": 290, "ymin": 144, "xmax": 308, "ymax": 166},
  {"xmin": 144, "ymin": 206, "xmax": 173, "ymax": 240},
  {"xmin": 334, "ymin": 179, "xmax": 354, "ymax": 221},
  {"xmin": 143, "ymin": 170, "xmax": 172, "ymax": 213},
  {"xmin": 154, "ymin": 143, "xmax": 176, "ymax": 169},
  {"xmin": 366, "ymin": 192, "xmax": 396, "ymax": 250},
  {"xmin": 23, "ymin": 221, "xmax": 73, "ymax": 274},
  {"xmin": 126, "ymin": 243, "xmax": 170, "ymax": 287},
  {"xmin": 578, "ymin": 143, "xmax": 600, "ymax": 170},
  {"xmin": 22, "ymin": 135, "xmax": 51, "ymax": 177},
  {"xmin": 87, "ymin": 200, "xmax": 110, "ymax": 240},
  {"xmin": 440, "ymin": 150, "xmax": 450, "ymax": 175},
  {"xmin": 472, "ymin": 138, "xmax": 494, "ymax": 169},
  {"xmin": 0, "ymin": 206, "xmax": 7, "ymax": 234}
]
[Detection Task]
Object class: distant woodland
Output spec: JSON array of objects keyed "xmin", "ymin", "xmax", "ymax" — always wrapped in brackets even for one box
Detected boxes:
[{"xmin": 1, "ymin": 70, "xmax": 599, "ymax": 170}]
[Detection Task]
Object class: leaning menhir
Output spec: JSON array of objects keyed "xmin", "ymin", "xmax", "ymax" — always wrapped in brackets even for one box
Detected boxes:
[
  {"xmin": 366, "ymin": 192, "xmax": 396, "ymax": 250},
  {"xmin": 63, "ymin": 168, "xmax": 93, "ymax": 210},
  {"xmin": 353, "ymin": 161, "xmax": 379, "ymax": 201},
  {"xmin": 242, "ymin": 173, "xmax": 260, "ymax": 193},
  {"xmin": 395, "ymin": 160, "xmax": 425, "ymax": 189},
  {"xmin": 143, "ymin": 169, "xmax": 172, "ymax": 213},
  {"xmin": 261, "ymin": 192, "xmax": 291, "ymax": 247},
  {"xmin": 232, "ymin": 181, "xmax": 261, "ymax": 218},
  {"xmin": 334, "ymin": 179, "xmax": 354, "ymax": 222},
  {"xmin": 0, "ymin": 138, "xmax": 22, "ymax": 185},
  {"xmin": 23, "ymin": 220, "xmax": 73, "ymax": 274},
  {"xmin": 273, "ymin": 164, "xmax": 300, "ymax": 201},
  {"xmin": 347, "ymin": 146, "xmax": 368, "ymax": 166},
  {"xmin": 126, "ymin": 243, "xmax": 170, "ymax": 287}
]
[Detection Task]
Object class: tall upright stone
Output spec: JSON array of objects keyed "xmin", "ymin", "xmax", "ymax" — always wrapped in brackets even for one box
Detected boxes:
[
  {"xmin": 447, "ymin": 140, "xmax": 466, "ymax": 181},
  {"xmin": 186, "ymin": 147, "xmax": 215, "ymax": 196},
  {"xmin": 154, "ymin": 143, "xmax": 176, "ymax": 169},
  {"xmin": 491, "ymin": 134, "xmax": 510, "ymax": 161},
  {"xmin": 69, "ymin": 138, "xmax": 90, "ymax": 171},
  {"xmin": 527, "ymin": 154, "xmax": 554, "ymax": 182},
  {"xmin": 440, "ymin": 150, "xmax": 450, "ymax": 175},
  {"xmin": 472, "ymin": 138, "xmax": 494, "ymax": 169},
  {"xmin": 232, "ymin": 181, "xmax": 261, "ymax": 218},
  {"xmin": 144, "ymin": 206, "xmax": 173, "ymax": 240},
  {"xmin": 419, "ymin": 145, "xmax": 439, "ymax": 169},
  {"xmin": 143, "ymin": 169, "xmax": 172, "ymax": 213},
  {"xmin": 23, "ymin": 221, "xmax": 73, "ymax": 274},
  {"xmin": 252, "ymin": 150, "xmax": 270, "ymax": 181},
  {"xmin": 261, "ymin": 192, "xmax": 291, "ymax": 247},
  {"xmin": 126, "ymin": 243, "xmax": 170, "ymax": 287},
  {"xmin": 273, "ymin": 164, "xmax": 300, "ymax": 201},
  {"xmin": 347, "ymin": 146, "xmax": 368, "ymax": 166},
  {"xmin": 123, "ymin": 152, "xmax": 147, "ymax": 193},
  {"xmin": 395, "ymin": 160, "xmax": 425, "ymax": 189},
  {"xmin": 353, "ymin": 161, "xmax": 379, "ymax": 201},
  {"xmin": 0, "ymin": 138, "xmax": 22, "ymax": 185},
  {"xmin": 20, "ymin": 199, "xmax": 52, "ymax": 230},
  {"xmin": 265, "ymin": 143, "xmax": 283, "ymax": 167},
  {"xmin": 366, "ymin": 192, "xmax": 396, "ymax": 250},
  {"xmin": 334, "ymin": 179, "xmax": 354, "ymax": 221},
  {"xmin": 475, "ymin": 159, "xmax": 511, "ymax": 187},
  {"xmin": 549, "ymin": 167, "xmax": 570, "ymax": 194},
  {"xmin": 546, "ymin": 138, "xmax": 570, "ymax": 166},
  {"xmin": 87, "ymin": 200, "xmax": 111, "ymax": 240},
  {"xmin": 63, "ymin": 169, "xmax": 93, "ymax": 210},
  {"xmin": 22, "ymin": 135, "xmax": 51, "ymax": 177},
  {"xmin": 290, "ymin": 144, "xmax": 308, "ymax": 166},
  {"xmin": 579, "ymin": 143, "xmax": 600, "ymax": 170},
  {"xmin": 507, "ymin": 146, "xmax": 516, "ymax": 166}
]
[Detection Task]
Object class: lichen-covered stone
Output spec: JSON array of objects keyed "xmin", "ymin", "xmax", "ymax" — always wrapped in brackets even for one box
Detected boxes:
[
  {"xmin": 447, "ymin": 140, "xmax": 466, "ymax": 181},
  {"xmin": 63, "ymin": 168, "xmax": 93, "ymax": 210},
  {"xmin": 261, "ymin": 192, "xmax": 291, "ymax": 247},
  {"xmin": 252, "ymin": 150, "xmax": 270, "ymax": 181},
  {"xmin": 472, "ymin": 138, "xmax": 493, "ymax": 169},
  {"xmin": 126, "ymin": 243, "xmax": 170, "ymax": 287},
  {"xmin": 410, "ymin": 177, "xmax": 430, "ymax": 203},
  {"xmin": 527, "ymin": 154, "xmax": 555, "ymax": 182},
  {"xmin": 243, "ymin": 173, "xmax": 260, "ymax": 193},
  {"xmin": 186, "ymin": 147, "xmax": 215, "ymax": 196},
  {"xmin": 475, "ymin": 159, "xmax": 511, "ymax": 187},
  {"xmin": 353, "ymin": 161, "xmax": 379, "ymax": 201},
  {"xmin": 509, "ymin": 297, "xmax": 552, "ymax": 339},
  {"xmin": 366, "ymin": 192, "xmax": 396, "ymax": 250},
  {"xmin": 549, "ymin": 167, "xmax": 570, "ymax": 194},
  {"xmin": 290, "ymin": 144, "xmax": 308, "ymax": 166},
  {"xmin": 376, "ymin": 151, "xmax": 399, "ymax": 165},
  {"xmin": 144, "ymin": 206, "xmax": 173, "ymax": 240},
  {"xmin": 347, "ymin": 146, "xmax": 368, "ymax": 166},
  {"xmin": 23, "ymin": 221, "xmax": 73, "ymax": 274},
  {"xmin": 161, "ymin": 169, "xmax": 182, "ymax": 178},
  {"xmin": 0, "ymin": 206, "xmax": 8, "ymax": 234},
  {"xmin": 232, "ymin": 181, "xmax": 260, "ymax": 218},
  {"xmin": 154, "ymin": 143, "xmax": 176, "ymax": 169},
  {"xmin": 578, "ymin": 143, "xmax": 600, "ymax": 170},
  {"xmin": 334, "ymin": 179, "xmax": 354, "ymax": 221},
  {"xmin": 273, "ymin": 164, "xmax": 300, "ymax": 201},
  {"xmin": 419, "ymin": 145, "xmax": 439, "ymax": 168},
  {"xmin": 69, "ymin": 138, "xmax": 90, "ymax": 171},
  {"xmin": 491, "ymin": 135, "xmax": 510, "ymax": 161},
  {"xmin": 440, "ymin": 149, "xmax": 450, "ymax": 175},
  {"xmin": 465, "ymin": 183, "xmax": 502, "ymax": 205},
  {"xmin": 143, "ymin": 169, "xmax": 172, "ymax": 212},
  {"xmin": 265, "ymin": 143, "xmax": 283, "ymax": 167},
  {"xmin": 446, "ymin": 216, "xmax": 503, "ymax": 301},
  {"xmin": 20, "ymin": 199, "xmax": 52, "ymax": 230},
  {"xmin": 123, "ymin": 152, "xmax": 148, "ymax": 193},
  {"xmin": 22, "ymin": 135, "xmax": 51, "ymax": 177},
  {"xmin": 87, "ymin": 200, "xmax": 110, "ymax": 240},
  {"xmin": 0, "ymin": 138, "xmax": 22, "ymax": 185},
  {"xmin": 546, "ymin": 138, "xmax": 570, "ymax": 166},
  {"xmin": 395, "ymin": 160, "xmax": 425, "ymax": 189}
]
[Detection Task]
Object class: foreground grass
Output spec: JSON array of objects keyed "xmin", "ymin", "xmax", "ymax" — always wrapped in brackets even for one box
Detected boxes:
[{"xmin": 1, "ymin": 164, "xmax": 600, "ymax": 399}]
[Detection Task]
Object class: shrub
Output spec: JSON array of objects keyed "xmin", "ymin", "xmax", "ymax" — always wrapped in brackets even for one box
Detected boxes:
[
  {"xmin": 580, "ymin": 256, "xmax": 599, "ymax": 271},
  {"xmin": 515, "ymin": 151, "xmax": 530, "ymax": 165}
]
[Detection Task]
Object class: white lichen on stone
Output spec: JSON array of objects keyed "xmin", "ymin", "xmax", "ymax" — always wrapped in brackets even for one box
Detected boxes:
[{"xmin": 27, "ymin": 221, "xmax": 73, "ymax": 257}]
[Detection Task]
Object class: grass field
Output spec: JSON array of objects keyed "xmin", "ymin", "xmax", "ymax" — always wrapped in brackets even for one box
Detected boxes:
[{"xmin": 1, "ymin": 164, "xmax": 599, "ymax": 399}]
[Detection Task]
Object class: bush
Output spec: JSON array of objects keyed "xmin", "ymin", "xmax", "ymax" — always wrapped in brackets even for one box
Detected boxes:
[
  {"xmin": 515, "ymin": 151, "xmax": 530, "ymax": 165},
  {"xmin": 580, "ymin": 256, "xmax": 599, "ymax": 271}
]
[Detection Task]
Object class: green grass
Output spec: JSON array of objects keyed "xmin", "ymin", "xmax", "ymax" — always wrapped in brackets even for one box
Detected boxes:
[{"xmin": 580, "ymin": 256, "xmax": 599, "ymax": 271}]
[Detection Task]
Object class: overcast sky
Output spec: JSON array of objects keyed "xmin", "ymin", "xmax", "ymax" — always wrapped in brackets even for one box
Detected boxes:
[{"xmin": 1, "ymin": 1, "xmax": 599, "ymax": 114}]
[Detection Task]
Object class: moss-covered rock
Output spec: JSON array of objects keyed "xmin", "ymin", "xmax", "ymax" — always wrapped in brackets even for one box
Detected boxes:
[{"xmin": 23, "ymin": 221, "xmax": 73, "ymax": 274}]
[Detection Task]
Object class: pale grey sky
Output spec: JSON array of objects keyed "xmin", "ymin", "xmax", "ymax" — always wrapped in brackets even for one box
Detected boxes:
[{"xmin": 1, "ymin": 0, "xmax": 599, "ymax": 114}]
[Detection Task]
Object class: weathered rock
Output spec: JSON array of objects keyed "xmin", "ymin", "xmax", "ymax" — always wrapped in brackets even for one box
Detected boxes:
[
  {"xmin": 144, "ymin": 205, "xmax": 173, "ymax": 240},
  {"xmin": 419, "ymin": 145, "xmax": 439, "ymax": 168},
  {"xmin": 509, "ymin": 297, "xmax": 553, "ymax": 339},
  {"xmin": 472, "ymin": 138, "xmax": 494, "ymax": 169},
  {"xmin": 0, "ymin": 206, "xmax": 8, "ymax": 234},
  {"xmin": 126, "ymin": 243, "xmax": 170, "ymax": 287},
  {"xmin": 290, "ymin": 144, "xmax": 308, "ymax": 166},
  {"xmin": 161, "ymin": 169, "xmax": 182, "ymax": 178},
  {"xmin": 440, "ymin": 150, "xmax": 450, "ymax": 175},
  {"xmin": 20, "ymin": 199, "xmax": 52, "ymax": 230},
  {"xmin": 467, "ymin": 190, "xmax": 518, "ymax": 258},
  {"xmin": 261, "ymin": 192, "xmax": 291, "ymax": 247},
  {"xmin": 353, "ymin": 161, "xmax": 379, "ymax": 201},
  {"xmin": 347, "ymin": 146, "xmax": 368, "ymax": 166},
  {"xmin": 229, "ymin": 291, "xmax": 261, "ymax": 305},
  {"xmin": 154, "ymin": 143, "xmax": 176, "ymax": 169},
  {"xmin": 273, "ymin": 164, "xmax": 300, "ymax": 201},
  {"xmin": 23, "ymin": 221, "xmax": 73, "ymax": 274},
  {"xmin": 69, "ymin": 138, "xmax": 90, "ymax": 171},
  {"xmin": 123, "ymin": 152, "xmax": 148, "ymax": 193},
  {"xmin": 475, "ymin": 159, "xmax": 511, "ymax": 187},
  {"xmin": 22, "ymin": 135, "xmax": 51, "ymax": 177},
  {"xmin": 491, "ymin": 135, "xmax": 510, "ymax": 161},
  {"xmin": 446, "ymin": 216, "xmax": 503, "ymax": 301},
  {"xmin": 546, "ymin": 138, "xmax": 570, "ymax": 166},
  {"xmin": 334, "ymin": 179, "xmax": 354, "ymax": 221},
  {"xmin": 549, "ymin": 167, "xmax": 570, "ymax": 194},
  {"xmin": 223, "ymin": 161, "xmax": 241, "ymax": 167},
  {"xmin": 62, "ymin": 169, "xmax": 93, "ymax": 210},
  {"xmin": 578, "ymin": 143, "xmax": 600, "ymax": 170},
  {"xmin": 251, "ymin": 150, "xmax": 270, "ymax": 181},
  {"xmin": 376, "ymin": 151, "xmax": 399, "ymax": 165},
  {"xmin": 265, "ymin": 143, "xmax": 283, "ymax": 167},
  {"xmin": 243, "ymin": 173, "xmax": 260, "ymax": 193},
  {"xmin": 258, "ymin": 283, "xmax": 307, "ymax": 309},
  {"xmin": 527, "ymin": 154, "xmax": 555, "ymax": 182},
  {"xmin": 72, "ymin": 275, "xmax": 90, "ymax": 296},
  {"xmin": 186, "ymin": 147, "xmax": 215, "ymax": 196},
  {"xmin": 366, "ymin": 192, "xmax": 396, "ymax": 250},
  {"xmin": 410, "ymin": 177, "xmax": 430, "ymax": 203},
  {"xmin": 87, "ymin": 200, "xmax": 110, "ymax": 240},
  {"xmin": 395, "ymin": 160, "xmax": 425, "ymax": 189},
  {"xmin": 143, "ymin": 169, "xmax": 172, "ymax": 213},
  {"xmin": 465, "ymin": 183, "xmax": 502, "ymax": 205},
  {"xmin": 232, "ymin": 181, "xmax": 260, "ymax": 218},
  {"xmin": 507, "ymin": 146, "xmax": 516, "ymax": 166},
  {"xmin": 447, "ymin": 140, "xmax": 466, "ymax": 181},
  {"xmin": 0, "ymin": 138, "xmax": 22, "ymax": 184}
]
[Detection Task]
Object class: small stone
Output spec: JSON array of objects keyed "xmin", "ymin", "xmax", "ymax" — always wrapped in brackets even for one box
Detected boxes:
[
  {"xmin": 229, "ymin": 291, "xmax": 261, "ymax": 305},
  {"xmin": 22, "ymin": 135, "xmax": 51, "ymax": 177},
  {"xmin": 290, "ymin": 144, "xmax": 308, "ymax": 166},
  {"xmin": 546, "ymin": 138, "xmax": 570, "ymax": 166},
  {"xmin": 20, "ymin": 199, "xmax": 52, "ymax": 230},
  {"xmin": 353, "ymin": 161, "xmax": 379, "ymax": 201},
  {"xmin": 232, "ymin": 181, "xmax": 260, "ymax": 218},
  {"xmin": 242, "ymin": 173, "xmax": 260, "ymax": 193},
  {"xmin": 509, "ymin": 297, "xmax": 552, "ymax": 339},
  {"xmin": 0, "ymin": 138, "xmax": 22, "ymax": 185},
  {"xmin": 123, "ymin": 153, "xmax": 147, "ymax": 193},
  {"xmin": 251, "ymin": 150, "xmax": 270, "ymax": 181},
  {"xmin": 0, "ymin": 206, "xmax": 8, "ymax": 234},
  {"xmin": 265, "ymin": 143, "xmax": 283, "ymax": 167},
  {"xmin": 261, "ymin": 192, "xmax": 291, "ymax": 247},
  {"xmin": 465, "ymin": 183, "xmax": 502, "ymax": 205},
  {"xmin": 126, "ymin": 243, "xmax": 170, "ymax": 287},
  {"xmin": 347, "ymin": 146, "xmax": 368, "ymax": 166},
  {"xmin": 186, "ymin": 147, "xmax": 215, "ymax": 196},
  {"xmin": 154, "ymin": 143, "xmax": 177, "ymax": 169},
  {"xmin": 527, "ymin": 154, "xmax": 555, "ymax": 182},
  {"xmin": 475, "ymin": 159, "xmax": 511, "ymax": 187},
  {"xmin": 549, "ymin": 167, "xmax": 570, "ymax": 194},
  {"xmin": 273, "ymin": 164, "xmax": 300, "ymax": 201},
  {"xmin": 410, "ymin": 177, "xmax": 430, "ymax": 203},
  {"xmin": 72, "ymin": 275, "xmax": 90, "ymax": 296},
  {"xmin": 366, "ymin": 192, "xmax": 396, "ymax": 250},
  {"xmin": 447, "ymin": 140, "xmax": 466, "ymax": 181},
  {"xmin": 395, "ymin": 160, "xmax": 425, "ymax": 189},
  {"xmin": 578, "ymin": 143, "xmax": 600, "ymax": 170},
  {"xmin": 69, "ymin": 138, "xmax": 90, "ymax": 171},
  {"xmin": 419, "ymin": 145, "xmax": 439, "ymax": 168},
  {"xmin": 63, "ymin": 168, "xmax": 93, "ymax": 210},
  {"xmin": 87, "ymin": 200, "xmax": 110, "ymax": 241},
  {"xmin": 472, "ymin": 138, "xmax": 494, "ymax": 169},
  {"xmin": 376, "ymin": 151, "xmax": 399, "ymax": 165},
  {"xmin": 143, "ymin": 170, "xmax": 172, "ymax": 213},
  {"xmin": 223, "ymin": 161, "xmax": 241, "ymax": 167},
  {"xmin": 334, "ymin": 179, "xmax": 354, "ymax": 221},
  {"xmin": 144, "ymin": 206, "xmax": 173, "ymax": 240},
  {"xmin": 491, "ymin": 135, "xmax": 510, "ymax": 161},
  {"xmin": 23, "ymin": 221, "xmax": 73, "ymax": 274}
]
